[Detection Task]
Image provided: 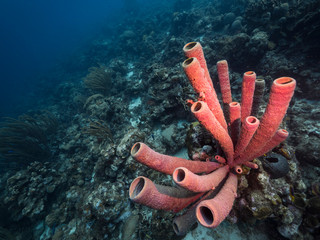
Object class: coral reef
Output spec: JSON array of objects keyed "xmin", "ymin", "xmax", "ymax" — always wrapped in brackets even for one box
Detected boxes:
[
  {"xmin": 3, "ymin": 162, "xmax": 65, "ymax": 221},
  {"xmin": 287, "ymin": 100, "xmax": 320, "ymax": 166}
]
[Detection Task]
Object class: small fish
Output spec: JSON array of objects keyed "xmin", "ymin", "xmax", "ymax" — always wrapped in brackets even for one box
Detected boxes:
[
  {"xmin": 289, "ymin": 185, "xmax": 295, "ymax": 202},
  {"xmin": 278, "ymin": 147, "xmax": 292, "ymax": 160}
]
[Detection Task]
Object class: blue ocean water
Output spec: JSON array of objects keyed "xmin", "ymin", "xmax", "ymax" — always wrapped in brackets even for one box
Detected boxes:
[{"xmin": 0, "ymin": 0, "xmax": 123, "ymax": 117}]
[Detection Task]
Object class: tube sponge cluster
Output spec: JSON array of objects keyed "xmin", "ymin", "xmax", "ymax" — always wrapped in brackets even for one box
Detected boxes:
[{"xmin": 128, "ymin": 42, "xmax": 296, "ymax": 235}]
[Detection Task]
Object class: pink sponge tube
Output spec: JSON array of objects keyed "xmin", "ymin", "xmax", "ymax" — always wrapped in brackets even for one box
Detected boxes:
[
  {"xmin": 243, "ymin": 161, "xmax": 259, "ymax": 169},
  {"xmin": 131, "ymin": 142, "xmax": 221, "ymax": 175},
  {"xmin": 251, "ymin": 129, "xmax": 289, "ymax": 159},
  {"xmin": 196, "ymin": 173, "xmax": 238, "ymax": 228},
  {"xmin": 240, "ymin": 71, "xmax": 256, "ymax": 123},
  {"xmin": 191, "ymin": 101, "xmax": 234, "ymax": 164},
  {"xmin": 183, "ymin": 57, "xmax": 227, "ymax": 131},
  {"xmin": 129, "ymin": 176, "xmax": 203, "ymax": 212},
  {"xmin": 234, "ymin": 116, "xmax": 260, "ymax": 158},
  {"xmin": 183, "ymin": 42, "xmax": 213, "ymax": 89},
  {"xmin": 215, "ymin": 155, "xmax": 226, "ymax": 164},
  {"xmin": 217, "ymin": 60, "xmax": 232, "ymax": 105},
  {"xmin": 234, "ymin": 77, "xmax": 296, "ymax": 166},
  {"xmin": 173, "ymin": 165, "xmax": 229, "ymax": 193}
]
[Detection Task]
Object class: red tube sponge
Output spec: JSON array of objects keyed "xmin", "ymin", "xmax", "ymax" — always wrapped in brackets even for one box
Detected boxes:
[
  {"xmin": 183, "ymin": 42, "xmax": 213, "ymax": 89},
  {"xmin": 196, "ymin": 173, "xmax": 238, "ymax": 228},
  {"xmin": 234, "ymin": 77, "xmax": 296, "ymax": 166},
  {"xmin": 191, "ymin": 101, "xmax": 234, "ymax": 164},
  {"xmin": 173, "ymin": 165, "xmax": 229, "ymax": 193},
  {"xmin": 251, "ymin": 129, "xmax": 289, "ymax": 159},
  {"xmin": 240, "ymin": 71, "xmax": 256, "ymax": 123},
  {"xmin": 217, "ymin": 60, "xmax": 232, "ymax": 105},
  {"xmin": 131, "ymin": 142, "xmax": 221, "ymax": 175},
  {"xmin": 183, "ymin": 57, "xmax": 228, "ymax": 131},
  {"xmin": 129, "ymin": 176, "xmax": 203, "ymax": 212},
  {"xmin": 234, "ymin": 116, "xmax": 260, "ymax": 158}
]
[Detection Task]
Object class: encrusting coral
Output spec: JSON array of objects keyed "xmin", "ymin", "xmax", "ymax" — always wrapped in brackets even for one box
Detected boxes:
[{"xmin": 128, "ymin": 42, "xmax": 296, "ymax": 235}]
